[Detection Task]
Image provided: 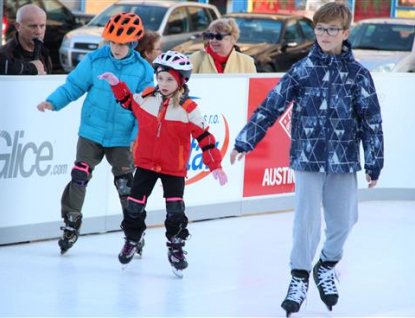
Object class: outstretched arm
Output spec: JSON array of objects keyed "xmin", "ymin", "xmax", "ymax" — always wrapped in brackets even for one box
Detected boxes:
[{"xmin": 99, "ymin": 72, "xmax": 137, "ymax": 111}]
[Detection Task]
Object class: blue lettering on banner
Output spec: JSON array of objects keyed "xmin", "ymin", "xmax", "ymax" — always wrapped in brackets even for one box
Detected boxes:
[{"xmin": 187, "ymin": 138, "xmax": 220, "ymax": 172}]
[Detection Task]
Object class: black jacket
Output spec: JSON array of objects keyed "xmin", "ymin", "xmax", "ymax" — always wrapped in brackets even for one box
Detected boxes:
[
  {"xmin": 0, "ymin": 33, "xmax": 53, "ymax": 74},
  {"xmin": 0, "ymin": 52, "xmax": 38, "ymax": 75}
]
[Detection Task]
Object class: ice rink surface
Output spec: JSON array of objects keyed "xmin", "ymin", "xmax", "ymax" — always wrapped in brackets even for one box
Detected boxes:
[{"xmin": 0, "ymin": 201, "xmax": 414, "ymax": 318}]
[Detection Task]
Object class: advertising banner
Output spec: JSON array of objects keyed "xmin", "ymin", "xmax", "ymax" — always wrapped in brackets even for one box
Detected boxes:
[
  {"xmin": 0, "ymin": 77, "xmax": 109, "ymax": 227},
  {"xmin": 243, "ymin": 77, "xmax": 295, "ymax": 198}
]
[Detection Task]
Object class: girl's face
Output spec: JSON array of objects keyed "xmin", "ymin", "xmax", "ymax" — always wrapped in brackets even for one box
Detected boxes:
[
  {"xmin": 315, "ymin": 19, "xmax": 350, "ymax": 55},
  {"xmin": 110, "ymin": 41, "xmax": 130, "ymax": 59},
  {"xmin": 145, "ymin": 39, "xmax": 163, "ymax": 64},
  {"xmin": 157, "ymin": 72, "xmax": 179, "ymax": 97}
]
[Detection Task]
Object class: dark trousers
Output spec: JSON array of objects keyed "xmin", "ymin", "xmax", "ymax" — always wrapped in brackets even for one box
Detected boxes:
[
  {"xmin": 122, "ymin": 167, "xmax": 189, "ymax": 241},
  {"xmin": 61, "ymin": 137, "xmax": 134, "ymax": 220}
]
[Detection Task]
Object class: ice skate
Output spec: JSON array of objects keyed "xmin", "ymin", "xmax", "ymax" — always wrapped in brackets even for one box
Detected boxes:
[
  {"xmin": 118, "ymin": 236, "xmax": 144, "ymax": 266},
  {"xmin": 281, "ymin": 270, "xmax": 309, "ymax": 317},
  {"xmin": 313, "ymin": 259, "xmax": 339, "ymax": 311},
  {"xmin": 135, "ymin": 233, "xmax": 145, "ymax": 258},
  {"xmin": 58, "ymin": 225, "xmax": 79, "ymax": 254},
  {"xmin": 167, "ymin": 237, "xmax": 187, "ymax": 278},
  {"xmin": 58, "ymin": 213, "xmax": 82, "ymax": 254}
]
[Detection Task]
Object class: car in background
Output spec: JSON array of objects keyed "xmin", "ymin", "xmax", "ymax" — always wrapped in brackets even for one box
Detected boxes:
[
  {"xmin": 349, "ymin": 18, "xmax": 415, "ymax": 72},
  {"xmin": 59, "ymin": 0, "xmax": 221, "ymax": 73},
  {"xmin": 2, "ymin": 0, "xmax": 83, "ymax": 73},
  {"xmin": 173, "ymin": 12, "xmax": 315, "ymax": 73}
]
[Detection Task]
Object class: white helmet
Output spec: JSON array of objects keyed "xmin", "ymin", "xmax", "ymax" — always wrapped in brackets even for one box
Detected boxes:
[{"xmin": 153, "ymin": 50, "xmax": 193, "ymax": 82}]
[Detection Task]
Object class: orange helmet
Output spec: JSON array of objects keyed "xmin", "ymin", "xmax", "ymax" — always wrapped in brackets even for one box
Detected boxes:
[{"xmin": 102, "ymin": 13, "xmax": 144, "ymax": 44}]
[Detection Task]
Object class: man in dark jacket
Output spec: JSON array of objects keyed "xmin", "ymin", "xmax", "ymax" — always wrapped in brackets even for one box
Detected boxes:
[
  {"xmin": 0, "ymin": 4, "xmax": 52, "ymax": 74},
  {"xmin": 0, "ymin": 52, "xmax": 46, "ymax": 75}
]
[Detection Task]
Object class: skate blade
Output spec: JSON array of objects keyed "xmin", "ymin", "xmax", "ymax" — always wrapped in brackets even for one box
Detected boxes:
[
  {"xmin": 60, "ymin": 248, "xmax": 69, "ymax": 255},
  {"xmin": 172, "ymin": 268, "xmax": 184, "ymax": 278}
]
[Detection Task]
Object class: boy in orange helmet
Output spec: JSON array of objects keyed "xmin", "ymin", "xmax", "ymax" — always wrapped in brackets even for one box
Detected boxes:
[{"xmin": 37, "ymin": 13, "xmax": 154, "ymax": 254}]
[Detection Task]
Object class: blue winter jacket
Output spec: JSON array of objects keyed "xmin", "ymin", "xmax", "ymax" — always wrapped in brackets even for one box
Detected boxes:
[
  {"xmin": 235, "ymin": 41, "xmax": 384, "ymax": 180},
  {"xmin": 47, "ymin": 45, "xmax": 154, "ymax": 147}
]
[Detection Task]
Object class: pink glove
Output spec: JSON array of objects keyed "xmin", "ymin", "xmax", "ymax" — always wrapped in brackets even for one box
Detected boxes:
[
  {"xmin": 98, "ymin": 72, "xmax": 120, "ymax": 86},
  {"xmin": 212, "ymin": 168, "xmax": 228, "ymax": 186}
]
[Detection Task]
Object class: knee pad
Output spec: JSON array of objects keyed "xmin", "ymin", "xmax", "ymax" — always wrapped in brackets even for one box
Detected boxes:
[
  {"xmin": 126, "ymin": 196, "xmax": 146, "ymax": 219},
  {"xmin": 166, "ymin": 199, "xmax": 185, "ymax": 216},
  {"xmin": 114, "ymin": 173, "xmax": 133, "ymax": 197},
  {"xmin": 165, "ymin": 199, "xmax": 189, "ymax": 239},
  {"xmin": 71, "ymin": 162, "xmax": 91, "ymax": 187}
]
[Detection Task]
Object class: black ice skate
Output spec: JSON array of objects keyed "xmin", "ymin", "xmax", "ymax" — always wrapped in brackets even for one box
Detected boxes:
[
  {"xmin": 136, "ymin": 233, "xmax": 145, "ymax": 257},
  {"xmin": 167, "ymin": 237, "xmax": 187, "ymax": 278},
  {"xmin": 118, "ymin": 235, "xmax": 145, "ymax": 265},
  {"xmin": 58, "ymin": 213, "xmax": 82, "ymax": 254},
  {"xmin": 281, "ymin": 270, "xmax": 309, "ymax": 317},
  {"xmin": 313, "ymin": 259, "xmax": 339, "ymax": 311}
]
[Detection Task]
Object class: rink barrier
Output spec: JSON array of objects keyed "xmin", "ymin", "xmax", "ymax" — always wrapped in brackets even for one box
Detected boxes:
[{"xmin": 0, "ymin": 73, "xmax": 414, "ymax": 245}]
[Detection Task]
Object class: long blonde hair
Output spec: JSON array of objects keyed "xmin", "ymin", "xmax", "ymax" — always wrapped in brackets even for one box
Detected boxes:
[{"xmin": 171, "ymin": 87, "xmax": 185, "ymax": 108}]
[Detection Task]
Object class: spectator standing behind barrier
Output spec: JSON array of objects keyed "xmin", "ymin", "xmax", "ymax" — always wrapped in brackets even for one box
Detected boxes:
[
  {"xmin": 0, "ymin": 52, "xmax": 45, "ymax": 75},
  {"xmin": 230, "ymin": 3, "xmax": 383, "ymax": 316},
  {"xmin": 190, "ymin": 18, "xmax": 256, "ymax": 74},
  {"xmin": 135, "ymin": 30, "xmax": 162, "ymax": 65},
  {"xmin": 0, "ymin": 4, "xmax": 51, "ymax": 74},
  {"xmin": 36, "ymin": 13, "xmax": 154, "ymax": 255},
  {"xmin": 99, "ymin": 51, "xmax": 228, "ymax": 277}
]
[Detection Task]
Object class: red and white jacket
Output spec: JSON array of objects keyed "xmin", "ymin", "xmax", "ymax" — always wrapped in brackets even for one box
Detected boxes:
[{"xmin": 111, "ymin": 82, "xmax": 222, "ymax": 177}]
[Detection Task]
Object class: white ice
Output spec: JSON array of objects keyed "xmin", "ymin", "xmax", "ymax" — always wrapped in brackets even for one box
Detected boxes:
[{"xmin": 1, "ymin": 201, "xmax": 414, "ymax": 317}]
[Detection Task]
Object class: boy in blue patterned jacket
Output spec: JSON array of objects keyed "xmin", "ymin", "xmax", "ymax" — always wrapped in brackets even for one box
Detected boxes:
[{"xmin": 230, "ymin": 3, "xmax": 383, "ymax": 316}]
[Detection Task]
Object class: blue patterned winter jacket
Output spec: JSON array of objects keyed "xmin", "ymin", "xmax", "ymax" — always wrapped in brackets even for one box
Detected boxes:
[
  {"xmin": 235, "ymin": 41, "xmax": 384, "ymax": 180},
  {"xmin": 47, "ymin": 45, "xmax": 154, "ymax": 147}
]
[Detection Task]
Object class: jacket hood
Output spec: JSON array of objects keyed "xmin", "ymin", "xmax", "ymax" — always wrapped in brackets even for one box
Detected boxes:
[{"xmin": 308, "ymin": 40, "xmax": 355, "ymax": 65}]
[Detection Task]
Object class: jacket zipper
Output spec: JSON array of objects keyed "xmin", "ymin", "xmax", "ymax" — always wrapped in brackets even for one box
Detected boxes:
[
  {"xmin": 157, "ymin": 98, "xmax": 169, "ymax": 138},
  {"xmin": 326, "ymin": 62, "xmax": 333, "ymax": 172}
]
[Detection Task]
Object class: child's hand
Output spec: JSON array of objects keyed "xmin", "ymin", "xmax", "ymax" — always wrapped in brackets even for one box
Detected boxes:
[
  {"xmin": 98, "ymin": 72, "xmax": 119, "ymax": 86},
  {"xmin": 212, "ymin": 168, "xmax": 228, "ymax": 186},
  {"xmin": 37, "ymin": 101, "xmax": 53, "ymax": 112},
  {"xmin": 366, "ymin": 174, "xmax": 378, "ymax": 188},
  {"xmin": 230, "ymin": 149, "xmax": 246, "ymax": 165}
]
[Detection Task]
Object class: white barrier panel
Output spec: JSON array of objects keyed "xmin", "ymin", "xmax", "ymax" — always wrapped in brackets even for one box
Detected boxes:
[{"xmin": 0, "ymin": 73, "xmax": 414, "ymax": 245}]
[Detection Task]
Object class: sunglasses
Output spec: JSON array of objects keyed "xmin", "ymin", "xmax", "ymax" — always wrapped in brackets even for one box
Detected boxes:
[{"xmin": 203, "ymin": 32, "xmax": 231, "ymax": 41}]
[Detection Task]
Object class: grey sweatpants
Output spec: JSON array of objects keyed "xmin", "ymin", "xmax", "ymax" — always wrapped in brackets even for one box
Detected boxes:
[
  {"xmin": 61, "ymin": 137, "xmax": 134, "ymax": 219},
  {"xmin": 290, "ymin": 171, "xmax": 358, "ymax": 272}
]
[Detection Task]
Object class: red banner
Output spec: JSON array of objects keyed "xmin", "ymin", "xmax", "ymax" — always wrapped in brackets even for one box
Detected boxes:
[
  {"xmin": 243, "ymin": 78, "xmax": 295, "ymax": 198},
  {"xmin": 354, "ymin": 0, "xmax": 391, "ymax": 22},
  {"xmin": 252, "ymin": 0, "xmax": 296, "ymax": 13}
]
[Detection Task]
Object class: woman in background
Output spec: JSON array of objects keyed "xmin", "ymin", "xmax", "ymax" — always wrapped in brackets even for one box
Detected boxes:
[
  {"xmin": 135, "ymin": 30, "xmax": 162, "ymax": 65},
  {"xmin": 190, "ymin": 18, "xmax": 256, "ymax": 74}
]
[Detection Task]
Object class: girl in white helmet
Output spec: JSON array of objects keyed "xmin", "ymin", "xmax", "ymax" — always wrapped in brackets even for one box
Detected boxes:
[{"xmin": 99, "ymin": 50, "xmax": 227, "ymax": 277}]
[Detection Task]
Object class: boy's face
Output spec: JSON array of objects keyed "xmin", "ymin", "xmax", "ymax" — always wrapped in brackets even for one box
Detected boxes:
[
  {"xmin": 110, "ymin": 41, "xmax": 130, "ymax": 60},
  {"xmin": 314, "ymin": 19, "xmax": 350, "ymax": 55}
]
